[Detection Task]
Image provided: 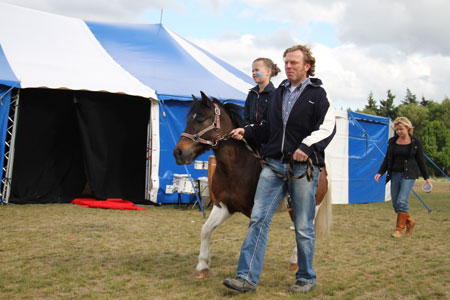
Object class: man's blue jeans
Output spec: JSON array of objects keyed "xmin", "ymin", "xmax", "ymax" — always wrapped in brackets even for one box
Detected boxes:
[
  {"xmin": 390, "ymin": 172, "xmax": 415, "ymax": 213},
  {"xmin": 236, "ymin": 158, "xmax": 320, "ymax": 286}
]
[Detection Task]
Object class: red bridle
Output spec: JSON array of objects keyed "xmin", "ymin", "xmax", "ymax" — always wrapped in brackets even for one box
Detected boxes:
[{"xmin": 181, "ymin": 103, "xmax": 229, "ymax": 147}]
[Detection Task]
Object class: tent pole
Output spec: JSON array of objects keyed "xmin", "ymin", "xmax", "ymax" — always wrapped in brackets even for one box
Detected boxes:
[
  {"xmin": 412, "ymin": 189, "xmax": 432, "ymax": 213},
  {"xmin": 1, "ymin": 89, "xmax": 20, "ymax": 204},
  {"xmin": 424, "ymin": 153, "xmax": 450, "ymax": 181},
  {"xmin": 145, "ymin": 99, "xmax": 152, "ymax": 201}
]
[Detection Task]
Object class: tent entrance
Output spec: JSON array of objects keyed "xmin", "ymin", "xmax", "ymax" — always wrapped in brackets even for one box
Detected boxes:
[{"xmin": 3, "ymin": 88, "xmax": 150, "ymax": 204}]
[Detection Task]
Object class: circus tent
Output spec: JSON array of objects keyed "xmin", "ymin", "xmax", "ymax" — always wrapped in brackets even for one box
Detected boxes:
[{"xmin": 0, "ymin": 3, "xmax": 252, "ymax": 205}]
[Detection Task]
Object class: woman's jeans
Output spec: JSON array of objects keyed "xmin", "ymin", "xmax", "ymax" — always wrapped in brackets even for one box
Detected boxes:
[
  {"xmin": 236, "ymin": 158, "xmax": 320, "ymax": 286},
  {"xmin": 390, "ymin": 172, "xmax": 415, "ymax": 213}
]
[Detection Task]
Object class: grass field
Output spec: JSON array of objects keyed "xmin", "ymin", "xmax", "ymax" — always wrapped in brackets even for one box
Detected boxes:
[{"xmin": 0, "ymin": 179, "xmax": 449, "ymax": 300}]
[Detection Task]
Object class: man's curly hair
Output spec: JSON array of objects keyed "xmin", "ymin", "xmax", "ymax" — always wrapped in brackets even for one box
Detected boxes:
[{"xmin": 283, "ymin": 45, "xmax": 316, "ymax": 77}]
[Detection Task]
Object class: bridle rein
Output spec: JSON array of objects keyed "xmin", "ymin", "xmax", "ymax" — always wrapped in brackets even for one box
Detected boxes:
[
  {"xmin": 181, "ymin": 103, "xmax": 230, "ymax": 147},
  {"xmin": 180, "ymin": 102, "xmax": 313, "ymax": 182}
]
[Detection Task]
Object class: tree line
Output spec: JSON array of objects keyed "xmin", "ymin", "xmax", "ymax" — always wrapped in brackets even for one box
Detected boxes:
[{"xmin": 356, "ymin": 88, "xmax": 450, "ymax": 177}]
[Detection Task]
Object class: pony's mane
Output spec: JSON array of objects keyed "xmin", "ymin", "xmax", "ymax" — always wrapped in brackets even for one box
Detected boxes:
[
  {"xmin": 221, "ymin": 100, "xmax": 245, "ymax": 128},
  {"xmin": 187, "ymin": 96, "xmax": 245, "ymax": 128}
]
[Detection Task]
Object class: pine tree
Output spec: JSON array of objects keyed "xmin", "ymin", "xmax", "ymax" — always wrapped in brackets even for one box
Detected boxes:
[
  {"xmin": 363, "ymin": 91, "xmax": 378, "ymax": 115},
  {"xmin": 403, "ymin": 88, "xmax": 417, "ymax": 104},
  {"xmin": 420, "ymin": 95, "xmax": 432, "ymax": 106},
  {"xmin": 379, "ymin": 89, "xmax": 398, "ymax": 119}
]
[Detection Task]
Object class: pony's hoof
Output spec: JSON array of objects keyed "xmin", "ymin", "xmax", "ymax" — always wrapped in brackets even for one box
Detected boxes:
[
  {"xmin": 195, "ymin": 269, "xmax": 209, "ymax": 279},
  {"xmin": 288, "ymin": 263, "xmax": 299, "ymax": 272}
]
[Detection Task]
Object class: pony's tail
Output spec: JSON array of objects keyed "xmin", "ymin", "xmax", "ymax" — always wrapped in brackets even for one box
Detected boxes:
[
  {"xmin": 314, "ymin": 162, "xmax": 332, "ymax": 240},
  {"xmin": 314, "ymin": 184, "xmax": 332, "ymax": 240}
]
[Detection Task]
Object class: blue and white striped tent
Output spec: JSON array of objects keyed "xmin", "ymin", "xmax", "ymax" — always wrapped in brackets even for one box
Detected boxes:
[
  {"xmin": 0, "ymin": 3, "xmax": 253, "ymax": 204},
  {"xmin": 0, "ymin": 3, "xmax": 391, "ymax": 205}
]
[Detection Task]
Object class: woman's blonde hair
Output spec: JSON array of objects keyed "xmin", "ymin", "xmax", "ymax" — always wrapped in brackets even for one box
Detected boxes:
[
  {"xmin": 253, "ymin": 57, "xmax": 281, "ymax": 78},
  {"xmin": 394, "ymin": 116, "xmax": 414, "ymax": 135}
]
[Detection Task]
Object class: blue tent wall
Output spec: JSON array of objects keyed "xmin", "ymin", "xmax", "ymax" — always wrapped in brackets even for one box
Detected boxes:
[
  {"xmin": 158, "ymin": 100, "xmax": 213, "ymax": 203},
  {"xmin": 348, "ymin": 111, "xmax": 390, "ymax": 204},
  {"xmin": 0, "ymin": 85, "xmax": 12, "ymax": 200}
]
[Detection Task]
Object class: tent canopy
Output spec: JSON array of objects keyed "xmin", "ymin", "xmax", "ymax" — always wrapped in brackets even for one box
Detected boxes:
[
  {"xmin": 86, "ymin": 21, "xmax": 253, "ymax": 101},
  {"xmin": 0, "ymin": 3, "xmax": 253, "ymax": 101}
]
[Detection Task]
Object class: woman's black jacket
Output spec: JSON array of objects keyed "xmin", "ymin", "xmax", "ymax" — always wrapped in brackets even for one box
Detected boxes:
[{"xmin": 377, "ymin": 134, "xmax": 430, "ymax": 182}]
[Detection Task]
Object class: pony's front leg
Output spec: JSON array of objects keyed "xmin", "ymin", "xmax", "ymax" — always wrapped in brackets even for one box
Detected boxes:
[
  {"xmin": 289, "ymin": 246, "xmax": 298, "ymax": 272},
  {"xmin": 196, "ymin": 202, "xmax": 231, "ymax": 279}
]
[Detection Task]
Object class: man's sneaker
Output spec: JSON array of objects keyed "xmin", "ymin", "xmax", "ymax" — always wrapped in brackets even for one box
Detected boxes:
[
  {"xmin": 288, "ymin": 280, "xmax": 316, "ymax": 294},
  {"xmin": 223, "ymin": 277, "xmax": 256, "ymax": 293}
]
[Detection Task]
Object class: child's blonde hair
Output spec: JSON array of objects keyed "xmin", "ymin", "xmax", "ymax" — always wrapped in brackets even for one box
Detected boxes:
[{"xmin": 253, "ymin": 57, "xmax": 280, "ymax": 78}]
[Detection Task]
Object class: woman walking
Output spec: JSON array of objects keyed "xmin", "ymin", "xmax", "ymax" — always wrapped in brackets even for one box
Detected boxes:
[{"xmin": 375, "ymin": 117, "xmax": 431, "ymax": 238}]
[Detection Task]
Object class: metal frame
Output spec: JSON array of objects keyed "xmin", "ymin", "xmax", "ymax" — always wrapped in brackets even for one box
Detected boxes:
[
  {"xmin": 145, "ymin": 101, "xmax": 152, "ymax": 201},
  {"xmin": 1, "ymin": 89, "xmax": 20, "ymax": 204}
]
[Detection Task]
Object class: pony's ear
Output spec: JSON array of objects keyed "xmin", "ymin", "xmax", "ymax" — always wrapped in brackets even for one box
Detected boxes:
[
  {"xmin": 200, "ymin": 91, "xmax": 211, "ymax": 107},
  {"xmin": 192, "ymin": 94, "xmax": 199, "ymax": 102}
]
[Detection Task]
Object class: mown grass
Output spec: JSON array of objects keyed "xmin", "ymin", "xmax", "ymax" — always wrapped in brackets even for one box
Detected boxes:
[{"xmin": 0, "ymin": 179, "xmax": 449, "ymax": 300}]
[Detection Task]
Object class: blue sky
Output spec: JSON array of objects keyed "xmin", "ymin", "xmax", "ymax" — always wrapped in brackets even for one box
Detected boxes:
[
  {"xmin": 1, "ymin": 0, "xmax": 450, "ymax": 110},
  {"xmin": 140, "ymin": 1, "xmax": 340, "ymax": 47},
  {"xmin": 141, "ymin": 2, "xmax": 281, "ymax": 38}
]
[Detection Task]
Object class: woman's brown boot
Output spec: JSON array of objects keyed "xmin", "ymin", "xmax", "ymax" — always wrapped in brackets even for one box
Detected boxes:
[
  {"xmin": 405, "ymin": 213, "xmax": 416, "ymax": 237},
  {"xmin": 392, "ymin": 212, "xmax": 408, "ymax": 238}
]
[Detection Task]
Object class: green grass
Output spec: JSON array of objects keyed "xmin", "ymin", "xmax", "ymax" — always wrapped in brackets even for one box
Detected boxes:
[{"xmin": 0, "ymin": 180, "xmax": 449, "ymax": 300}]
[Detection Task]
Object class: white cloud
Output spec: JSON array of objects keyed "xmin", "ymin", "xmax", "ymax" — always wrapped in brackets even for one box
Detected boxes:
[
  {"xmin": 192, "ymin": 35, "xmax": 450, "ymax": 109},
  {"xmin": 337, "ymin": 0, "xmax": 450, "ymax": 56},
  {"xmin": 0, "ymin": 0, "xmax": 177, "ymax": 22},
  {"xmin": 222, "ymin": 0, "xmax": 450, "ymax": 108},
  {"xmin": 198, "ymin": 0, "xmax": 232, "ymax": 16},
  {"xmin": 242, "ymin": 0, "xmax": 345, "ymax": 26},
  {"xmin": 241, "ymin": 0, "xmax": 450, "ymax": 57},
  {"xmin": 314, "ymin": 44, "xmax": 450, "ymax": 109},
  {"xmin": 191, "ymin": 33, "xmax": 283, "ymax": 77}
]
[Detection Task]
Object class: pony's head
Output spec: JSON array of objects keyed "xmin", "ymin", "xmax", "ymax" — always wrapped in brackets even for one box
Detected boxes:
[{"xmin": 173, "ymin": 91, "xmax": 243, "ymax": 165}]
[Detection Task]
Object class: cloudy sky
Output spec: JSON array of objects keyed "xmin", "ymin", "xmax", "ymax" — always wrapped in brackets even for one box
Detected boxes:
[{"xmin": 2, "ymin": 0, "xmax": 450, "ymax": 109}]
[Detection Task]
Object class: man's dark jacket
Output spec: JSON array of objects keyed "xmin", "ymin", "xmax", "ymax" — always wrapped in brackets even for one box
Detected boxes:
[{"xmin": 244, "ymin": 78, "xmax": 336, "ymax": 167}]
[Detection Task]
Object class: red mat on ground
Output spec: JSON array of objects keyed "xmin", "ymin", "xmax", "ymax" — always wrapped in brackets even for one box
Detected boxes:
[{"xmin": 71, "ymin": 198, "xmax": 151, "ymax": 210}]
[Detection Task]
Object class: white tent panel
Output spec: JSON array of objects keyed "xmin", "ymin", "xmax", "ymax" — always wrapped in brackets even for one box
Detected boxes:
[
  {"xmin": 149, "ymin": 100, "xmax": 161, "ymax": 202},
  {"xmin": 325, "ymin": 110, "xmax": 349, "ymax": 204}
]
